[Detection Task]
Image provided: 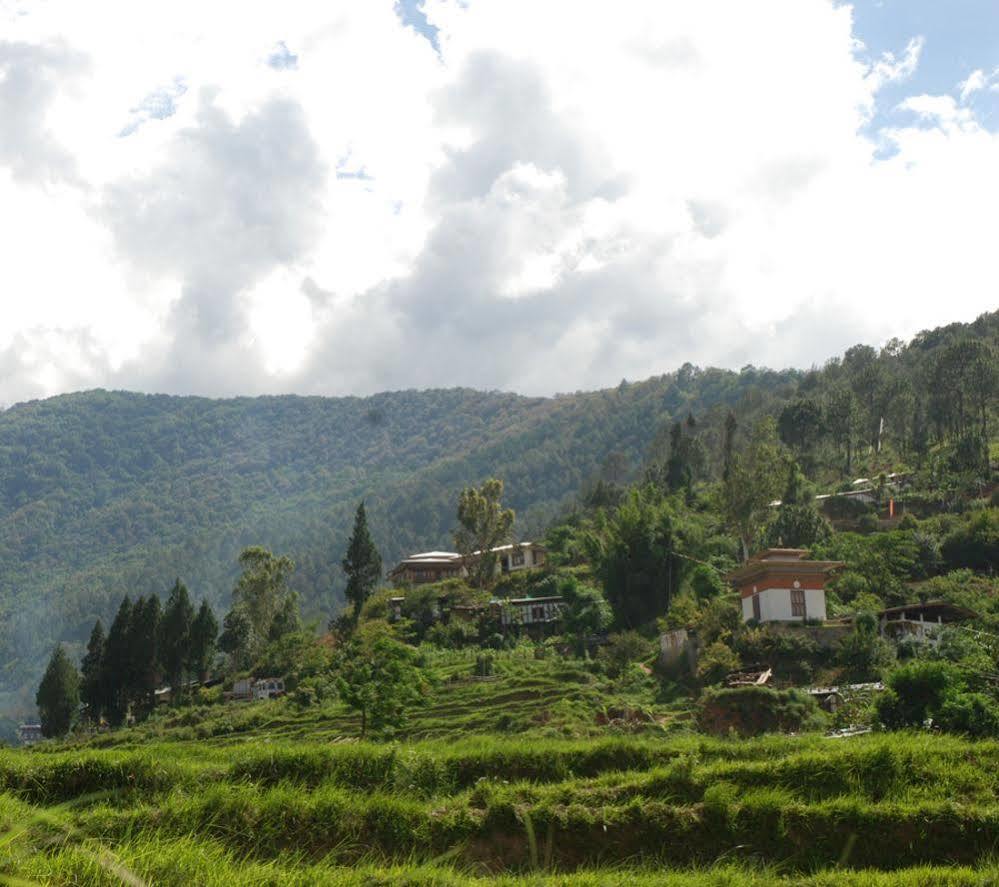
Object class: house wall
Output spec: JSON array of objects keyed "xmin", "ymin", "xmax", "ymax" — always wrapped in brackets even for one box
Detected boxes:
[{"xmin": 742, "ymin": 587, "xmax": 826, "ymax": 622}]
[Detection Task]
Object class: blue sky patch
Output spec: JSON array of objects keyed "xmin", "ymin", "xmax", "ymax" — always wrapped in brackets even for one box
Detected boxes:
[
  {"xmin": 850, "ymin": 0, "xmax": 999, "ymax": 132},
  {"xmin": 267, "ymin": 41, "xmax": 299, "ymax": 71},
  {"xmin": 394, "ymin": 0, "xmax": 440, "ymax": 53}
]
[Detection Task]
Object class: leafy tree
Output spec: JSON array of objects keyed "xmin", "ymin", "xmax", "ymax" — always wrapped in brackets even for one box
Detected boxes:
[
  {"xmin": 103, "ymin": 596, "xmax": 134, "ymax": 726},
  {"xmin": 686, "ymin": 564, "xmax": 726, "ymax": 604},
  {"xmin": 333, "ymin": 626, "xmax": 429, "ymax": 738},
  {"xmin": 342, "ymin": 502, "xmax": 383, "ymax": 621},
  {"xmin": 721, "ymin": 410, "xmax": 737, "ymax": 484},
  {"xmin": 36, "ymin": 645, "xmax": 79, "ymax": 738},
  {"xmin": 268, "ymin": 592, "xmax": 303, "ymax": 641},
  {"xmin": 159, "ymin": 580, "xmax": 194, "ymax": 697},
  {"xmin": 218, "ymin": 607, "xmax": 254, "ymax": 670},
  {"xmin": 722, "ymin": 418, "xmax": 787, "ymax": 561},
  {"xmin": 189, "ymin": 600, "xmax": 219, "ymax": 683},
  {"xmin": 79, "ymin": 620, "xmax": 106, "ymax": 724},
  {"xmin": 585, "ymin": 488, "xmax": 684, "ymax": 628},
  {"xmin": 777, "ymin": 398, "xmax": 824, "ymax": 469},
  {"xmin": 553, "ymin": 575, "xmax": 612, "ymax": 654},
  {"xmin": 824, "ymin": 384, "xmax": 859, "ymax": 473},
  {"xmin": 229, "ymin": 546, "xmax": 296, "ymax": 657},
  {"xmin": 764, "ymin": 464, "xmax": 832, "ymax": 549},
  {"xmin": 454, "ymin": 478, "xmax": 515, "ymax": 588}
]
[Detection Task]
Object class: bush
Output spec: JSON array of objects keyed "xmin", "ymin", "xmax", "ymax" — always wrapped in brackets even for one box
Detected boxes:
[
  {"xmin": 941, "ymin": 509, "xmax": 999, "ymax": 572},
  {"xmin": 698, "ymin": 686, "xmax": 827, "ymax": 737},
  {"xmin": 733, "ymin": 626, "xmax": 820, "ymax": 684},
  {"xmin": 598, "ymin": 631, "xmax": 654, "ymax": 678},
  {"xmin": 696, "ymin": 641, "xmax": 740, "ymax": 686},
  {"xmin": 474, "ymin": 653, "xmax": 495, "ymax": 677},
  {"xmin": 935, "ymin": 692, "xmax": 999, "ymax": 738},
  {"xmin": 836, "ymin": 619, "xmax": 896, "ymax": 683},
  {"xmin": 875, "ymin": 660, "xmax": 962, "ymax": 730},
  {"xmin": 857, "ymin": 513, "xmax": 880, "ymax": 535}
]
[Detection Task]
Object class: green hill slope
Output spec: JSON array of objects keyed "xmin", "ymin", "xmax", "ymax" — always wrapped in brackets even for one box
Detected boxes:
[
  {"xmin": 0, "ymin": 372, "xmax": 793, "ymax": 704},
  {"xmin": 0, "ymin": 308, "xmax": 995, "ymax": 708}
]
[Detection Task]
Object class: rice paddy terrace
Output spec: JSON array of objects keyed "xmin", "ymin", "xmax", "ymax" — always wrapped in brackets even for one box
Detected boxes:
[{"xmin": 6, "ymin": 655, "xmax": 999, "ymax": 885}]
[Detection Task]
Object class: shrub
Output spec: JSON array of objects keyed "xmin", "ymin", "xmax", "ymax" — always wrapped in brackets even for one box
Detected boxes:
[
  {"xmin": 696, "ymin": 641, "xmax": 740, "ymax": 686},
  {"xmin": 857, "ymin": 513, "xmax": 880, "ymax": 535},
  {"xmin": 934, "ymin": 692, "xmax": 999, "ymax": 738},
  {"xmin": 598, "ymin": 631, "xmax": 654, "ymax": 678},
  {"xmin": 698, "ymin": 686, "xmax": 827, "ymax": 737},
  {"xmin": 875, "ymin": 660, "xmax": 962, "ymax": 730},
  {"xmin": 941, "ymin": 509, "xmax": 999, "ymax": 572},
  {"xmin": 836, "ymin": 615, "xmax": 896, "ymax": 683}
]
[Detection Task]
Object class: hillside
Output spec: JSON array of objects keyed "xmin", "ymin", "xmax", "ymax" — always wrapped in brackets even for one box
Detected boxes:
[
  {"xmin": 0, "ymin": 309, "xmax": 995, "ymax": 709},
  {"xmin": 0, "ymin": 374, "xmax": 797, "ymax": 706}
]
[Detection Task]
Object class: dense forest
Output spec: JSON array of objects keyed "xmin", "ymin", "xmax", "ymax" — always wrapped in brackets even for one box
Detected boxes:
[{"xmin": 0, "ymin": 310, "xmax": 995, "ymax": 713}]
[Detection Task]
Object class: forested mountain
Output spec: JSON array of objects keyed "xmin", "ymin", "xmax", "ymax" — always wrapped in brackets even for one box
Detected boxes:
[{"xmin": 0, "ymin": 310, "xmax": 995, "ymax": 711}]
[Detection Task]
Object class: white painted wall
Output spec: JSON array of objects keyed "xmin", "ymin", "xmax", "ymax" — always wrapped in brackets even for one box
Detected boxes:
[{"xmin": 741, "ymin": 587, "xmax": 827, "ymax": 623}]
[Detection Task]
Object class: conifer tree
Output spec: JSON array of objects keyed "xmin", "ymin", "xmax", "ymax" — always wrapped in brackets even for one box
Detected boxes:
[
  {"xmin": 129, "ymin": 595, "xmax": 162, "ymax": 719},
  {"xmin": 159, "ymin": 580, "xmax": 194, "ymax": 698},
  {"xmin": 342, "ymin": 502, "xmax": 383, "ymax": 620},
  {"xmin": 79, "ymin": 620, "xmax": 106, "ymax": 724},
  {"xmin": 36, "ymin": 645, "xmax": 79, "ymax": 738},
  {"xmin": 103, "ymin": 596, "xmax": 133, "ymax": 726},
  {"xmin": 189, "ymin": 600, "xmax": 219, "ymax": 683}
]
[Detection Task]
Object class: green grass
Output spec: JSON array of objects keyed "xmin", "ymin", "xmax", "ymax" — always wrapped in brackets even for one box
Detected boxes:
[
  {"xmin": 8, "ymin": 731, "xmax": 999, "ymax": 881},
  {"xmin": 11, "ymin": 658, "xmax": 999, "ymax": 883}
]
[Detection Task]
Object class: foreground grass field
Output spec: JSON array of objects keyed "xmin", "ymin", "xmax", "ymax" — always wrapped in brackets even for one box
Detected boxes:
[
  {"xmin": 6, "ymin": 730, "xmax": 999, "ymax": 884},
  {"xmin": 8, "ymin": 654, "xmax": 999, "ymax": 884}
]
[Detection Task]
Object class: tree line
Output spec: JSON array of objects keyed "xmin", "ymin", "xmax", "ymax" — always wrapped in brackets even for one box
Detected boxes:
[{"xmin": 36, "ymin": 582, "xmax": 217, "ymax": 737}]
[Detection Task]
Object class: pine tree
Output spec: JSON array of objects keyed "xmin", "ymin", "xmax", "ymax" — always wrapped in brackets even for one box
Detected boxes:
[
  {"xmin": 103, "ymin": 596, "xmax": 133, "ymax": 726},
  {"xmin": 159, "ymin": 579, "xmax": 194, "ymax": 699},
  {"xmin": 189, "ymin": 600, "xmax": 219, "ymax": 683},
  {"xmin": 79, "ymin": 620, "xmax": 106, "ymax": 724},
  {"xmin": 36, "ymin": 645, "xmax": 79, "ymax": 738},
  {"xmin": 129, "ymin": 595, "xmax": 161, "ymax": 720},
  {"xmin": 342, "ymin": 502, "xmax": 383, "ymax": 620}
]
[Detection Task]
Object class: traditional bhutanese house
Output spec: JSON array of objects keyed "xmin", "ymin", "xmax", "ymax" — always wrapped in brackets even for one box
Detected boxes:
[
  {"xmin": 387, "ymin": 543, "xmax": 547, "ymax": 586},
  {"xmin": 726, "ymin": 548, "xmax": 844, "ymax": 624},
  {"xmin": 488, "ymin": 542, "xmax": 547, "ymax": 573},
  {"xmin": 387, "ymin": 551, "xmax": 465, "ymax": 586},
  {"xmin": 877, "ymin": 601, "xmax": 976, "ymax": 646}
]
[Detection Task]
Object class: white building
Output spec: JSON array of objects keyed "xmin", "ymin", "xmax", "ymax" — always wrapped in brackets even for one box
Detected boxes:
[{"xmin": 726, "ymin": 549, "xmax": 844, "ymax": 624}]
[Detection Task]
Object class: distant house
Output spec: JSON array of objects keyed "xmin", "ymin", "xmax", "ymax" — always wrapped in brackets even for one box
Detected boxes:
[
  {"xmin": 878, "ymin": 601, "xmax": 975, "ymax": 646},
  {"xmin": 252, "ymin": 678, "xmax": 285, "ymax": 700},
  {"xmin": 494, "ymin": 595, "xmax": 565, "ymax": 629},
  {"xmin": 726, "ymin": 548, "xmax": 844, "ymax": 624},
  {"xmin": 387, "ymin": 551, "xmax": 466, "ymax": 586},
  {"xmin": 18, "ymin": 724, "xmax": 42, "ymax": 746},
  {"xmin": 387, "ymin": 543, "xmax": 547, "ymax": 586},
  {"xmin": 226, "ymin": 677, "xmax": 254, "ymax": 702}
]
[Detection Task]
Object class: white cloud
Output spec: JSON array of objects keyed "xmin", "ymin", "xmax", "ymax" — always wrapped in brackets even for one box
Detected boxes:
[{"xmin": 0, "ymin": 0, "xmax": 996, "ymax": 404}]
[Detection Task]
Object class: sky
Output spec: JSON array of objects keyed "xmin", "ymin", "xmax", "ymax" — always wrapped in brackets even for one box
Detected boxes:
[{"xmin": 0, "ymin": 0, "xmax": 997, "ymax": 405}]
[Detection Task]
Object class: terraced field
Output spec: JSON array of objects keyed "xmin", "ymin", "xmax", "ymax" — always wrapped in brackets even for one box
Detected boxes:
[
  {"xmin": 8, "ymin": 655, "xmax": 999, "ymax": 884},
  {"xmin": 6, "ymin": 732, "xmax": 999, "ymax": 884}
]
